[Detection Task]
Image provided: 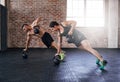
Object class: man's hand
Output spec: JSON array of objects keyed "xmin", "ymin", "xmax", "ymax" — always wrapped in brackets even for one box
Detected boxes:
[
  {"xmin": 23, "ymin": 48, "xmax": 27, "ymax": 52},
  {"xmin": 68, "ymin": 31, "xmax": 73, "ymax": 35},
  {"xmin": 31, "ymin": 17, "xmax": 42, "ymax": 27}
]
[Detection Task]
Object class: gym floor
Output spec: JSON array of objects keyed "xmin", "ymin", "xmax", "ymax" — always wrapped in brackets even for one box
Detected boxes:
[{"xmin": 0, "ymin": 48, "xmax": 120, "ymax": 82}]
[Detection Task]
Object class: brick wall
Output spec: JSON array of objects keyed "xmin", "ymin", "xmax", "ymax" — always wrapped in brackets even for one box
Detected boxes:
[
  {"xmin": 8, "ymin": 0, "xmax": 108, "ymax": 48},
  {"xmin": 8, "ymin": 0, "xmax": 66, "ymax": 48}
]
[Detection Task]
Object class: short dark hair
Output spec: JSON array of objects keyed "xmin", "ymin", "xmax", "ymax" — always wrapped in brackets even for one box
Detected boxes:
[
  {"xmin": 21, "ymin": 24, "xmax": 29, "ymax": 29},
  {"xmin": 49, "ymin": 21, "xmax": 59, "ymax": 28}
]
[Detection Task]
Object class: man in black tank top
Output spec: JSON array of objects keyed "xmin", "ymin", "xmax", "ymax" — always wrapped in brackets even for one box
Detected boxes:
[
  {"xmin": 49, "ymin": 20, "xmax": 107, "ymax": 70},
  {"xmin": 21, "ymin": 17, "xmax": 63, "ymax": 57}
]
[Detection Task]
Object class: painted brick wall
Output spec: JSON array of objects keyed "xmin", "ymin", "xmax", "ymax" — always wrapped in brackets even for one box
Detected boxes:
[
  {"xmin": 8, "ymin": 0, "xmax": 66, "ymax": 48},
  {"xmin": 8, "ymin": 0, "xmax": 108, "ymax": 48}
]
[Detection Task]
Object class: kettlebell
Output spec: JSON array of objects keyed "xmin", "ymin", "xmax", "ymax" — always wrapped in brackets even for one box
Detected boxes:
[
  {"xmin": 53, "ymin": 55, "xmax": 61, "ymax": 65},
  {"xmin": 22, "ymin": 51, "xmax": 28, "ymax": 59}
]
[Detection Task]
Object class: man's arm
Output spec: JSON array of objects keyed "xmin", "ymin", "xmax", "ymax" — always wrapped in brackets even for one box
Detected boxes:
[
  {"xmin": 57, "ymin": 32, "xmax": 62, "ymax": 54},
  {"xmin": 62, "ymin": 20, "xmax": 77, "ymax": 35},
  {"xmin": 24, "ymin": 34, "xmax": 31, "ymax": 51},
  {"xmin": 30, "ymin": 17, "xmax": 42, "ymax": 27}
]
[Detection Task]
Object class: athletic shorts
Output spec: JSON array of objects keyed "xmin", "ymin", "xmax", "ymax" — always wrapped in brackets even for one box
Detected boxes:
[
  {"xmin": 67, "ymin": 29, "xmax": 87, "ymax": 47},
  {"xmin": 41, "ymin": 32, "xmax": 54, "ymax": 48}
]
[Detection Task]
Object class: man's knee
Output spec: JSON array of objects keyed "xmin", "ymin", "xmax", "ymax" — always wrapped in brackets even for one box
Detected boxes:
[{"xmin": 51, "ymin": 41, "xmax": 56, "ymax": 47}]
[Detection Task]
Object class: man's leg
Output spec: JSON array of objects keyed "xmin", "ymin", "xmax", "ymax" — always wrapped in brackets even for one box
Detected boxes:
[
  {"xmin": 51, "ymin": 41, "xmax": 60, "ymax": 55},
  {"xmin": 79, "ymin": 40, "xmax": 103, "ymax": 61},
  {"xmin": 78, "ymin": 40, "xmax": 107, "ymax": 70},
  {"xmin": 41, "ymin": 32, "xmax": 65, "ymax": 60}
]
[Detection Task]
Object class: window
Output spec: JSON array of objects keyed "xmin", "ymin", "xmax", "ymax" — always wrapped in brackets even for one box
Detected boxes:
[
  {"xmin": 67, "ymin": 0, "xmax": 104, "ymax": 27},
  {"xmin": 0, "ymin": 0, "xmax": 5, "ymax": 6}
]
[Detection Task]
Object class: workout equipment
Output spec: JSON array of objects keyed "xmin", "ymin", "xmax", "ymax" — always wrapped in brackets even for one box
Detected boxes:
[
  {"xmin": 34, "ymin": 25, "xmax": 40, "ymax": 34},
  {"xmin": 22, "ymin": 51, "xmax": 28, "ymax": 59},
  {"xmin": 53, "ymin": 55, "xmax": 61, "ymax": 65},
  {"xmin": 53, "ymin": 51, "xmax": 66, "ymax": 65}
]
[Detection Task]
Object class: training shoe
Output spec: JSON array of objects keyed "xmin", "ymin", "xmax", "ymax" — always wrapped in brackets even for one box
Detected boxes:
[
  {"xmin": 59, "ymin": 52, "xmax": 65, "ymax": 60},
  {"xmin": 99, "ymin": 60, "xmax": 108, "ymax": 70},
  {"xmin": 96, "ymin": 59, "xmax": 100, "ymax": 66}
]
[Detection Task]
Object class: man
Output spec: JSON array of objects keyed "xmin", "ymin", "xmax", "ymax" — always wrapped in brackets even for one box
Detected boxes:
[
  {"xmin": 49, "ymin": 20, "xmax": 107, "ymax": 70},
  {"xmin": 22, "ymin": 17, "xmax": 63, "ymax": 57}
]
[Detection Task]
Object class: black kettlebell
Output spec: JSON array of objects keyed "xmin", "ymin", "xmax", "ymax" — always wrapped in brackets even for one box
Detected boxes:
[
  {"xmin": 33, "ymin": 25, "xmax": 40, "ymax": 34},
  {"xmin": 53, "ymin": 55, "xmax": 61, "ymax": 65},
  {"xmin": 22, "ymin": 51, "xmax": 28, "ymax": 59}
]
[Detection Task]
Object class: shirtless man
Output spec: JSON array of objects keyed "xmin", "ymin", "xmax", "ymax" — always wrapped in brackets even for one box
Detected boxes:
[{"xmin": 22, "ymin": 17, "xmax": 62, "ymax": 56}]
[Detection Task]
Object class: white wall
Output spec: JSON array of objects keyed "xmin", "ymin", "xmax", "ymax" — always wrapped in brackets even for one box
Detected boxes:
[
  {"xmin": 118, "ymin": 0, "xmax": 120, "ymax": 48},
  {"xmin": 108, "ymin": 0, "xmax": 119, "ymax": 48}
]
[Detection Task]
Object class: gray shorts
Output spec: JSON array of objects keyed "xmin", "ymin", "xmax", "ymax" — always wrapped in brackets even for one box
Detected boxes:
[{"xmin": 66, "ymin": 29, "xmax": 86, "ymax": 47}]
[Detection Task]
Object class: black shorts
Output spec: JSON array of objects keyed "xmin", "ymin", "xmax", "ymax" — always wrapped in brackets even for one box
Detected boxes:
[{"xmin": 41, "ymin": 32, "xmax": 54, "ymax": 48}]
